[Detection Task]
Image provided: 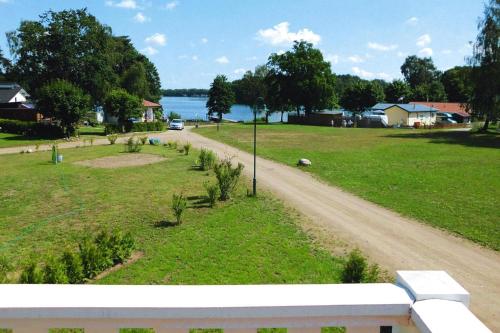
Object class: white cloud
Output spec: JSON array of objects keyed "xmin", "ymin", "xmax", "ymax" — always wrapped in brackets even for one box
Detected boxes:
[
  {"xmin": 352, "ymin": 67, "xmax": 391, "ymax": 80},
  {"xmin": 416, "ymin": 34, "xmax": 431, "ymax": 47},
  {"xmin": 256, "ymin": 22, "xmax": 321, "ymax": 46},
  {"xmin": 215, "ymin": 56, "xmax": 229, "ymax": 64},
  {"xmin": 325, "ymin": 53, "xmax": 339, "ymax": 65},
  {"xmin": 141, "ymin": 46, "xmax": 158, "ymax": 56},
  {"xmin": 145, "ymin": 33, "xmax": 167, "ymax": 46},
  {"xmin": 234, "ymin": 68, "xmax": 247, "ymax": 75},
  {"xmin": 133, "ymin": 12, "xmax": 150, "ymax": 23},
  {"xmin": 0, "ymin": 0, "xmax": 11, "ymax": 3},
  {"xmin": 405, "ymin": 17, "xmax": 418, "ymax": 26},
  {"xmin": 192, "ymin": 55, "xmax": 198, "ymax": 61},
  {"xmin": 105, "ymin": 0, "xmax": 137, "ymax": 9},
  {"xmin": 277, "ymin": 50, "xmax": 286, "ymax": 55},
  {"xmin": 348, "ymin": 55, "xmax": 365, "ymax": 63},
  {"xmin": 165, "ymin": 1, "xmax": 178, "ymax": 10},
  {"xmin": 367, "ymin": 42, "xmax": 398, "ymax": 51},
  {"xmin": 397, "ymin": 51, "xmax": 407, "ymax": 58},
  {"xmin": 418, "ymin": 48, "xmax": 433, "ymax": 57},
  {"xmin": 201, "ymin": 37, "xmax": 208, "ymax": 44}
]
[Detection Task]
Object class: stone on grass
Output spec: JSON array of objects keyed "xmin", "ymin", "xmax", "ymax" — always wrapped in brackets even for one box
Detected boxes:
[{"xmin": 298, "ymin": 158, "xmax": 311, "ymax": 166}]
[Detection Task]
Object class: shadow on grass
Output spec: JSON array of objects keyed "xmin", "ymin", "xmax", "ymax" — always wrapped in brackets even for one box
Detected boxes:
[
  {"xmin": 385, "ymin": 130, "xmax": 499, "ymax": 149},
  {"xmin": 154, "ymin": 220, "xmax": 178, "ymax": 228},
  {"xmin": 187, "ymin": 195, "xmax": 212, "ymax": 208}
]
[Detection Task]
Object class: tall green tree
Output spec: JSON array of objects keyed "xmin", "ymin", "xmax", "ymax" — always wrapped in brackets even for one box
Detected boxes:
[
  {"xmin": 400, "ymin": 55, "xmax": 440, "ymax": 88},
  {"xmin": 206, "ymin": 75, "xmax": 235, "ymax": 121},
  {"xmin": 340, "ymin": 81, "xmax": 385, "ymax": 113},
  {"xmin": 441, "ymin": 66, "xmax": 473, "ymax": 103},
  {"xmin": 384, "ymin": 80, "xmax": 411, "ymax": 103},
  {"xmin": 104, "ymin": 88, "xmax": 142, "ymax": 131},
  {"xmin": 468, "ymin": 0, "xmax": 499, "ymax": 130},
  {"xmin": 411, "ymin": 81, "xmax": 448, "ymax": 102},
  {"xmin": 267, "ymin": 41, "xmax": 335, "ymax": 115},
  {"xmin": 37, "ymin": 79, "xmax": 91, "ymax": 136},
  {"xmin": 121, "ymin": 62, "xmax": 149, "ymax": 100},
  {"xmin": 0, "ymin": 47, "xmax": 11, "ymax": 81}
]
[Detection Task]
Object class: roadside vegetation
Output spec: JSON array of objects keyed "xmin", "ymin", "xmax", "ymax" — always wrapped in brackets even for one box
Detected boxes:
[{"xmin": 196, "ymin": 124, "xmax": 500, "ymax": 250}]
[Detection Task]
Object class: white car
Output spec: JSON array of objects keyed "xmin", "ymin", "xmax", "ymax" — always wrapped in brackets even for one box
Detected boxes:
[{"xmin": 169, "ymin": 119, "xmax": 184, "ymax": 130}]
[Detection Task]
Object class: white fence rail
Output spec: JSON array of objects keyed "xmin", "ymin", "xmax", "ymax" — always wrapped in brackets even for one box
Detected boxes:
[{"xmin": 0, "ymin": 271, "xmax": 491, "ymax": 333}]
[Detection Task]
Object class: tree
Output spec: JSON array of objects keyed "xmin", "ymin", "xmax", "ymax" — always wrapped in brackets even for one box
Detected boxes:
[
  {"xmin": 441, "ymin": 66, "xmax": 473, "ymax": 103},
  {"xmin": 0, "ymin": 47, "xmax": 11, "ymax": 81},
  {"xmin": 206, "ymin": 75, "xmax": 235, "ymax": 121},
  {"xmin": 104, "ymin": 88, "xmax": 142, "ymax": 131},
  {"xmin": 37, "ymin": 79, "xmax": 91, "ymax": 136},
  {"xmin": 400, "ymin": 55, "xmax": 439, "ymax": 88},
  {"xmin": 384, "ymin": 80, "xmax": 411, "ymax": 103},
  {"xmin": 340, "ymin": 81, "xmax": 384, "ymax": 113},
  {"xmin": 267, "ymin": 41, "xmax": 335, "ymax": 115},
  {"xmin": 468, "ymin": 0, "xmax": 500, "ymax": 130},
  {"xmin": 411, "ymin": 81, "xmax": 448, "ymax": 102},
  {"xmin": 121, "ymin": 61, "xmax": 149, "ymax": 99}
]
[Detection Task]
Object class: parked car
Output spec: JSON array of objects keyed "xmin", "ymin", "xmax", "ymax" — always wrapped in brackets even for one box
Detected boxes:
[{"xmin": 169, "ymin": 119, "xmax": 184, "ymax": 130}]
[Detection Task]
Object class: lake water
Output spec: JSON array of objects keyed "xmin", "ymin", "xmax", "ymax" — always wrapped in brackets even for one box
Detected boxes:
[{"xmin": 160, "ymin": 96, "xmax": 287, "ymax": 122}]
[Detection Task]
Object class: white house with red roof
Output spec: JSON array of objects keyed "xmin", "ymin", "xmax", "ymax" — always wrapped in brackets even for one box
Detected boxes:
[{"xmin": 410, "ymin": 101, "xmax": 471, "ymax": 123}]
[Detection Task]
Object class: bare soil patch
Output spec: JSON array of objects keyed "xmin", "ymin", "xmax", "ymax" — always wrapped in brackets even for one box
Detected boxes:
[{"xmin": 75, "ymin": 153, "xmax": 166, "ymax": 168}]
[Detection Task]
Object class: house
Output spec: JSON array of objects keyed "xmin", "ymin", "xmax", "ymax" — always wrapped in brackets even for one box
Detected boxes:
[
  {"xmin": 287, "ymin": 110, "xmax": 350, "ymax": 126},
  {"xmin": 371, "ymin": 103, "xmax": 438, "ymax": 127},
  {"xmin": 0, "ymin": 82, "xmax": 43, "ymax": 121},
  {"xmin": 104, "ymin": 99, "xmax": 163, "ymax": 124},
  {"xmin": 410, "ymin": 101, "xmax": 471, "ymax": 123}
]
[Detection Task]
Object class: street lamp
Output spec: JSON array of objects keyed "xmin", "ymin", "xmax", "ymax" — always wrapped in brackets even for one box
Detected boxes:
[{"xmin": 253, "ymin": 97, "xmax": 265, "ymax": 197}]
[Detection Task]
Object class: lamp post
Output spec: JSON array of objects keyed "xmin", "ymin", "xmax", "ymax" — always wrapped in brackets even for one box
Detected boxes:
[{"xmin": 253, "ymin": 97, "xmax": 265, "ymax": 197}]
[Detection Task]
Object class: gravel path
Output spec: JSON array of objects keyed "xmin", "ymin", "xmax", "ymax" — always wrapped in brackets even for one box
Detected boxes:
[{"xmin": 1, "ymin": 128, "xmax": 498, "ymax": 329}]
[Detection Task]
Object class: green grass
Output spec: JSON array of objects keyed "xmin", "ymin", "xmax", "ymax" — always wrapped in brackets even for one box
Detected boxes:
[
  {"xmin": 0, "ymin": 126, "xmax": 105, "ymax": 148},
  {"xmin": 195, "ymin": 124, "xmax": 500, "ymax": 250},
  {"xmin": 0, "ymin": 143, "xmax": 344, "ymax": 284}
]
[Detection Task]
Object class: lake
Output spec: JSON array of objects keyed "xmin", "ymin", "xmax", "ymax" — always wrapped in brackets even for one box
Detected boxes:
[{"xmin": 160, "ymin": 96, "xmax": 287, "ymax": 122}]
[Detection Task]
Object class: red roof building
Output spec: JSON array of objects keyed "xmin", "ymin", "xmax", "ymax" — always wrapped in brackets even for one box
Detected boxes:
[
  {"xmin": 410, "ymin": 102, "xmax": 469, "ymax": 118},
  {"xmin": 143, "ymin": 100, "xmax": 162, "ymax": 108}
]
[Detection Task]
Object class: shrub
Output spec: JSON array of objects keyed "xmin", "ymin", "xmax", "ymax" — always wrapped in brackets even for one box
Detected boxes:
[
  {"xmin": 43, "ymin": 255, "xmax": 69, "ymax": 284},
  {"xmin": 94, "ymin": 230, "xmax": 114, "ymax": 269},
  {"xmin": 79, "ymin": 237, "xmax": 108, "ymax": 279},
  {"xmin": 198, "ymin": 148, "xmax": 217, "ymax": 171},
  {"xmin": 125, "ymin": 136, "xmax": 142, "ymax": 153},
  {"xmin": 139, "ymin": 136, "xmax": 148, "ymax": 145},
  {"xmin": 172, "ymin": 193, "xmax": 187, "ymax": 224},
  {"xmin": 341, "ymin": 249, "xmax": 379, "ymax": 283},
  {"xmin": 204, "ymin": 182, "xmax": 219, "ymax": 207},
  {"xmin": 214, "ymin": 158, "xmax": 244, "ymax": 200},
  {"xmin": 167, "ymin": 111, "xmax": 181, "ymax": 120},
  {"xmin": 97, "ymin": 229, "xmax": 135, "ymax": 265},
  {"xmin": 61, "ymin": 250, "xmax": 84, "ymax": 284},
  {"xmin": 107, "ymin": 134, "xmax": 118, "ymax": 144},
  {"xmin": 19, "ymin": 260, "xmax": 44, "ymax": 284},
  {"xmin": 0, "ymin": 118, "xmax": 64, "ymax": 138},
  {"xmin": 131, "ymin": 121, "xmax": 165, "ymax": 132},
  {"xmin": 0, "ymin": 255, "xmax": 12, "ymax": 283},
  {"xmin": 183, "ymin": 142, "xmax": 192, "ymax": 155}
]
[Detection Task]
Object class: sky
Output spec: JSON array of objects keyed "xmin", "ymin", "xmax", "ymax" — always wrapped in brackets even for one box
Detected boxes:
[{"xmin": 0, "ymin": 0, "xmax": 486, "ymax": 89}]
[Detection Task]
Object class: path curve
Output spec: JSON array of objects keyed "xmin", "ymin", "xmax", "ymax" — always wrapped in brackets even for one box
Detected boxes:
[{"xmin": 1, "ymin": 128, "xmax": 498, "ymax": 329}]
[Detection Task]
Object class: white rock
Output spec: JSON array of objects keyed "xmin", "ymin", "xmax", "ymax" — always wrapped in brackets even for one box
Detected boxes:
[{"xmin": 298, "ymin": 158, "xmax": 311, "ymax": 166}]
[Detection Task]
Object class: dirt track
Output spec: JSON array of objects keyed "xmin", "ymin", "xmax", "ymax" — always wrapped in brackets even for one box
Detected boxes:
[{"xmin": 1, "ymin": 128, "xmax": 499, "ymax": 329}]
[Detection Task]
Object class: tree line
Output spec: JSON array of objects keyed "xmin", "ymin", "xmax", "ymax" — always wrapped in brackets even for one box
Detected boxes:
[
  {"xmin": 207, "ymin": 0, "xmax": 498, "ymax": 130},
  {"xmin": 161, "ymin": 88, "xmax": 209, "ymax": 97},
  {"xmin": 0, "ymin": 8, "xmax": 162, "ymax": 135}
]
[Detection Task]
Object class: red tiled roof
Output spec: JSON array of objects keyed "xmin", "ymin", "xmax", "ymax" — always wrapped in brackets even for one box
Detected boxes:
[
  {"xmin": 143, "ymin": 100, "xmax": 162, "ymax": 107},
  {"xmin": 410, "ymin": 101, "xmax": 470, "ymax": 117}
]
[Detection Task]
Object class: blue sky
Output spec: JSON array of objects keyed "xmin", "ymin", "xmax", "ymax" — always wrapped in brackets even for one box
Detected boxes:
[{"xmin": 0, "ymin": 0, "xmax": 485, "ymax": 88}]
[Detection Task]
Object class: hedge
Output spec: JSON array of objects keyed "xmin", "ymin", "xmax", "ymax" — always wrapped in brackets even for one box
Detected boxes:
[
  {"xmin": 0, "ymin": 118, "xmax": 64, "ymax": 138},
  {"xmin": 105, "ymin": 121, "xmax": 165, "ymax": 134}
]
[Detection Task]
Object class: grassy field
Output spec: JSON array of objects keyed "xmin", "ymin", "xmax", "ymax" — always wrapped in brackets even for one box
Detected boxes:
[
  {"xmin": 195, "ymin": 124, "xmax": 500, "ymax": 250},
  {"xmin": 0, "ymin": 143, "xmax": 344, "ymax": 286},
  {"xmin": 0, "ymin": 126, "xmax": 106, "ymax": 148}
]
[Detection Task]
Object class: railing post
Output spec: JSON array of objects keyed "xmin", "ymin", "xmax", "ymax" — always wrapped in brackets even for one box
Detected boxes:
[
  {"xmin": 84, "ymin": 328, "xmax": 119, "ymax": 333},
  {"xmin": 12, "ymin": 329, "xmax": 48, "ymax": 333},
  {"xmin": 345, "ymin": 327, "xmax": 379, "ymax": 333},
  {"xmin": 155, "ymin": 329, "xmax": 189, "ymax": 333},
  {"xmin": 288, "ymin": 329, "xmax": 321, "ymax": 333}
]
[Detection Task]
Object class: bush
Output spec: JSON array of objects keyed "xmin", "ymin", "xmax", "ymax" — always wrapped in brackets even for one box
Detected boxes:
[
  {"xmin": 139, "ymin": 136, "xmax": 148, "ymax": 145},
  {"xmin": 183, "ymin": 142, "xmax": 192, "ymax": 155},
  {"xmin": 0, "ymin": 118, "xmax": 64, "ymax": 138},
  {"xmin": 95, "ymin": 229, "xmax": 135, "ymax": 265},
  {"xmin": 204, "ymin": 182, "xmax": 219, "ymax": 207},
  {"xmin": 341, "ymin": 249, "xmax": 379, "ymax": 283},
  {"xmin": 198, "ymin": 148, "xmax": 217, "ymax": 171},
  {"xmin": 167, "ymin": 111, "xmax": 181, "ymax": 120},
  {"xmin": 107, "ymin": 134, "xmax": 118, "ymax": 144},
  {"xmin": 104, "ymin": 123, "xmax": 126, "ymax": 135},
  {"xmin": 19, "ymin": 260, "xmax": 44, "ymax": 284},
  {"xmin": 61, "ymin": 250, "xmax": 84, "ymax": 284},
  {"xmin": 0, "ymin": 255, "xmax": 12, "ymax": 283},
  {"xmin": 172, "ymin": 193, "xmax": 187, "ymax": 224},
  {"xmin": 43, "ymin": 255, "xmax": 69, "ymax": 284},
  {"xmin": 131, "ymin": 121, "xmax": 165, "ymax": 132},
  {"xmin": 214, "ymin": 158, "xmax": 244, "ymax": 200},
  {"xmin": 125, "ymin": 136, "xmax": 142, "ymax": 153},
  {"xmin": 79, "ymin": 237, "xmax": 108, "ymax": 279}
]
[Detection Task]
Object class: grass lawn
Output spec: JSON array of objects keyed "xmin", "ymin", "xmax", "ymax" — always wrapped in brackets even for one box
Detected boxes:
[
  {"xmin": 0, "ymin": 126, "xmax": 106, "ymax": 149},
  {"xmin": 195, "ymin": 124, "xmax": 500, "ymax": 250},
  {"xmin": 0, "ymin": 143, "xmax": 344, "ymax": 285}
]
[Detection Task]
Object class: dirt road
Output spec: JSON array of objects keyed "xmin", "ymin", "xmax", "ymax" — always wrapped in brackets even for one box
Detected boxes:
[{"xmin": 1, "ymin": 128, "xmax": 498, "ymax": 329}]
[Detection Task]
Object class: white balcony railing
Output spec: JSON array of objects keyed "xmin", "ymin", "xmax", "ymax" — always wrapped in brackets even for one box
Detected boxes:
[{"xmin": 0, "ymin": 271, "xmax": 491, "ymax": 333}]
